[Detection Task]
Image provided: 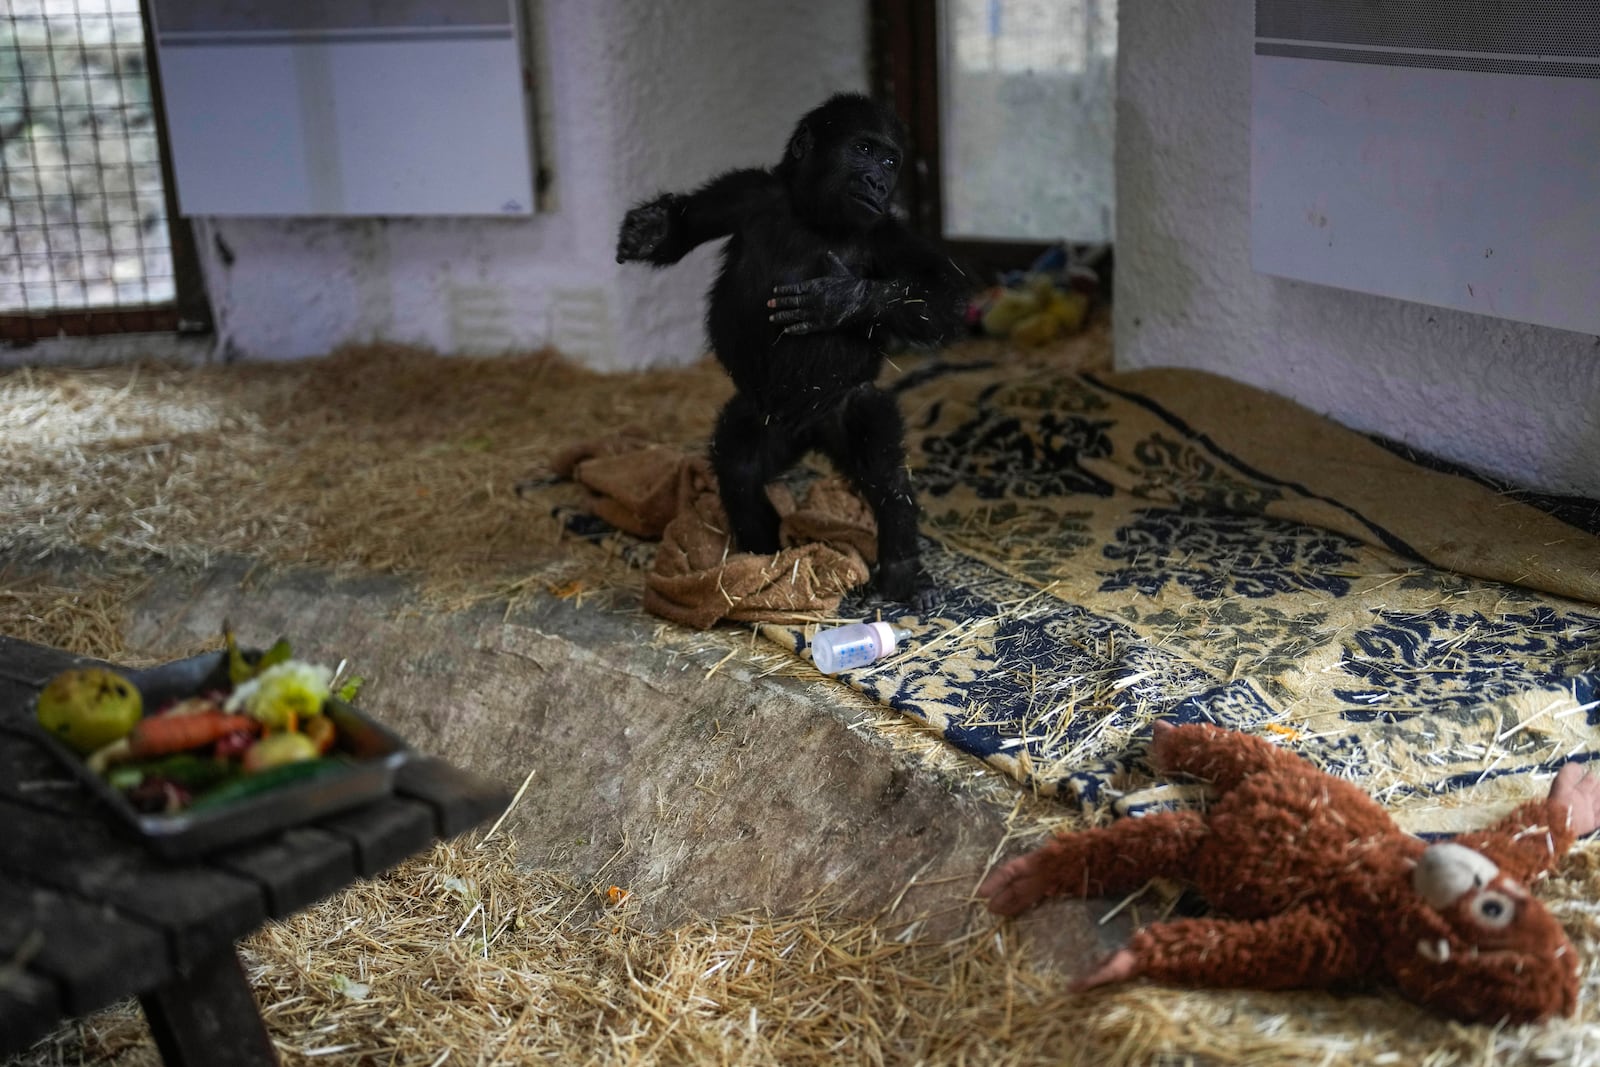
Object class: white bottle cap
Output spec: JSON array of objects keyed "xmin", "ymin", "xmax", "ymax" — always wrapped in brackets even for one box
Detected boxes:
[{"xmin": 868, "ymin": 621, "xmax": 899, "ymax": 655}]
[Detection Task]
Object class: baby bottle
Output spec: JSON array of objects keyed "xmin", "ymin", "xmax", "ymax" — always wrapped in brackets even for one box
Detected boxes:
[{"xmin": 810, "ymin": 622, "xmax": 913, "ymax": 675}]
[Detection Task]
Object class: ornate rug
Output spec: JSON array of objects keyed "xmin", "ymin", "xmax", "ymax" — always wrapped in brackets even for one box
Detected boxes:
[
  {"xmin": 557, "ymin": 353, "xmax": 1600, "ymax": 833},
  {"xmin": 745, "ymin": 357, "xmax": 1600, "ymax": 834}
]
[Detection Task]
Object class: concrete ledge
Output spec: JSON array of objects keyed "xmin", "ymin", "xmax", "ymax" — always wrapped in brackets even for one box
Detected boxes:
[{"xmin": 19, "ymin": 550, "xmax": 1117, "ymax": 964}]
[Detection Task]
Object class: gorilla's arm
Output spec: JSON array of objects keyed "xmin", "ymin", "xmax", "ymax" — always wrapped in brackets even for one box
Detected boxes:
[
  {"xmin": 616, "ymin": 169, "xmax": 778, "ymax": 266},
  {"xmin": 767, "ymin": 230, "xmax": 967, "ymax": 345}
]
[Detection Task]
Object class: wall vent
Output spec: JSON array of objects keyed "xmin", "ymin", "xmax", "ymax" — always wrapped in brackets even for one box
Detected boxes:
[
  {"xmin": 1251, "ymin": 0, "xmax": 1600, "ymax": 335},
  {"xmin": 149, "ymin": 0, "xmax": 536, "ymax": 217}
]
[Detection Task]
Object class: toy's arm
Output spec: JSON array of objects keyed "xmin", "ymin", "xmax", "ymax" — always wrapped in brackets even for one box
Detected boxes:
[
  {"xmin": 1454, "ymin": 799, "xmax": 1575, "ymax": 886},
  {"xmin": 1454, "ymin": 763, "xmax": 1600, "ymax": 885},
  {"xmin": 1075, "ymin": 909, "xmax": 1368, "ymax": 992},
  {"xmin": 980, "ymin": 810, "xmax": 1209, "ymax": 916}
]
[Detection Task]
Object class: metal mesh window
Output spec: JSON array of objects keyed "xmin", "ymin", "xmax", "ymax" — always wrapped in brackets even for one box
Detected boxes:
[{"xmin": 2, "ymin": 0, "xmax": 176, "ymax": 338}]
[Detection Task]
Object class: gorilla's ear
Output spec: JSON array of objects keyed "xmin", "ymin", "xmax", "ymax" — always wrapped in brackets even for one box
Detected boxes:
[{"xmin": 787, "ymin": 123, "xmax": 814, "ymax": 162}]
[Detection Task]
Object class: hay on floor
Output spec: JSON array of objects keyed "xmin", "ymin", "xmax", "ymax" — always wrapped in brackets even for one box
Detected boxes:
[
  {"xmin": 10, "ymin": 320, "xmax": 1600, "ymax": 1065},
  {"xmin": 0, "ymin": 344, "xmax": 725, "ymax": 613},
  {"xmin": 0, "ymin": 323, "xmax": 1108, "ymax": 618},
  {"xmin": 14, "ymin": 830, "xmax": 1600, "ymax": 1067}
]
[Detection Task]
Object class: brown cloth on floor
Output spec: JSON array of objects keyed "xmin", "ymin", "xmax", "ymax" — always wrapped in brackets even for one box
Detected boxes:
[{"xmin": 553, "ymin": 436, "xmax": 873, "ymax": 629}]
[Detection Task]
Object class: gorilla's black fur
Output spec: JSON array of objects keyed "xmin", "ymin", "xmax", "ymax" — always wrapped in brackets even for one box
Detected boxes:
[{"xmin": 616, "ymin": 93, "xmax": 967, "ymax": 608}]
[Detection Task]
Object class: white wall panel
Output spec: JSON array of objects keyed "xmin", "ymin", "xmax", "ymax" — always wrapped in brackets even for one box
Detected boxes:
[
  {"xmin": 1251, "ymin": 0, "xmax": 1600, "ymax": 334},
  {"xmin": 150, "ymin": 0, "xmax": 536, "ymax": 216}
]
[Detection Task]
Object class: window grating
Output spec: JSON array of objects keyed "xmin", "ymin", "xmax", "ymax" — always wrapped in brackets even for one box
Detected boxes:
[{"xmin": 2, "ymin": 0, "xmax": 177, "ymax": 339}]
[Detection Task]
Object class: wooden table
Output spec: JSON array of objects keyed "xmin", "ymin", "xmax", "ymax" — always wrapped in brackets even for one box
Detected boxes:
[{"xmin": 0, "ymin": 635, "xmax": 510, "ymax": 1065}]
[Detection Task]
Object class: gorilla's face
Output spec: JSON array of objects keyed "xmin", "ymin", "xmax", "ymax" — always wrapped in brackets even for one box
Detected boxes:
[
  {"xmin": 828, "ymin": 131, "xmax": 901, "ymax": 226},
  {"xmin": 783, "ymin": 96, "xmax": 907, "ymax": 232}
]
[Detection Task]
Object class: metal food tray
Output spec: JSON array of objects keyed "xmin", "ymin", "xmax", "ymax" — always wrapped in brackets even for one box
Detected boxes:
[{"xmin": 32, "ymin": 650, "xmax": 412, "ymax": 859}]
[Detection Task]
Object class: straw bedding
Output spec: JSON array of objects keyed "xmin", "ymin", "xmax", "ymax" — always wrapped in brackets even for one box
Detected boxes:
[
  {"xmin": 9, "ymin": 826, "xmax": 1600, "ymax": 1066},
  {"xmin": 6, "ymin": 321, "xmax": 1600, "ymax": 1065},
  {"xmin": 0, "ymin": 341, "xmax": 732, "ymax": 611}
]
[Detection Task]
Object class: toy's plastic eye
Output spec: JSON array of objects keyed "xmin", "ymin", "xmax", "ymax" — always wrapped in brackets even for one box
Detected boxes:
[{"xmin": 1472, "ymin": 890, "xmax": 1515, "ymax": 929}]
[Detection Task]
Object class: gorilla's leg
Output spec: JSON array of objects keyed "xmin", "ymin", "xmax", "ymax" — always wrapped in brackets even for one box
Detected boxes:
[
  {"xmin": 710, "ymin": 391, "xmax": 802, "ymax": 555},
  {"xmin": 820, "ymin": 385, "xmax": 933, "ymax": 607}
]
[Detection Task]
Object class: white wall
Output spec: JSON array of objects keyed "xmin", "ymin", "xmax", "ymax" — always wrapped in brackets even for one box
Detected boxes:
[
  {"xmin": 1114, "ymin": 2, "xmax": 1600, "ymax": 499},
  {"xmin": 194, "ymin": 0, "xmax": 869, "ymax": 370}
]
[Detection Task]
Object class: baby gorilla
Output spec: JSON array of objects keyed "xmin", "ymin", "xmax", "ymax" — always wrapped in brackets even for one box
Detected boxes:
[{"xmin": 615, "ymin": 93, "xmax": 966, "ymax": 610}]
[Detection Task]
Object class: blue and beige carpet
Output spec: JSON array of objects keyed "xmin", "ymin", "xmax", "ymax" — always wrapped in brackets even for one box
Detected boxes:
[{"xmin": 564, "ymin": 353, "xmax": 1600, "ymax": 833}]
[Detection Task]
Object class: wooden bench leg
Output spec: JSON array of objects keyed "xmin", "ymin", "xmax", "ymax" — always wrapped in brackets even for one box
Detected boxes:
[{"xmin": 139, "ymin": 947, "xmax": 278, "ymax": 1067}]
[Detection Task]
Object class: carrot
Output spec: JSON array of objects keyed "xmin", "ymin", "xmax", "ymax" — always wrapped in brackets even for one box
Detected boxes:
[{"xmin": 128, "ymin": 712, "xmax": 260, "ymax": 758}]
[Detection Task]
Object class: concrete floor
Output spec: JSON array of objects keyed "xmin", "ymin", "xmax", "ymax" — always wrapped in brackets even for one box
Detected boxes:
[{"xmin": 8, "ymin": 546, "xmax": 1122, "ymax": 971}]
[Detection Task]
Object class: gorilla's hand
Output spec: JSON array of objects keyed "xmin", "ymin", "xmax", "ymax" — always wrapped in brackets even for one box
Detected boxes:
[
  {"xmin": 767, "ymin": 252, "xmax": 883, "ymax": 336},
  {"xmin": 616, "ymin": 195, "xmax": 679, "ymax": 264}
]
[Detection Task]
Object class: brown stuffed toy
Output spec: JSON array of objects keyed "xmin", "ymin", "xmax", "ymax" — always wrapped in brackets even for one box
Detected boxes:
[{"xmin": 980, "ymin": 721, "xmax": 1600, "ymax": 1023}]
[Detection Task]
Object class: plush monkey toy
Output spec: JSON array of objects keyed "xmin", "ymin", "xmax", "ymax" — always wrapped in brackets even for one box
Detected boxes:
[{"xmin": 980, "ymin": 721, "xmax": 1598, "ymax": 1023}]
